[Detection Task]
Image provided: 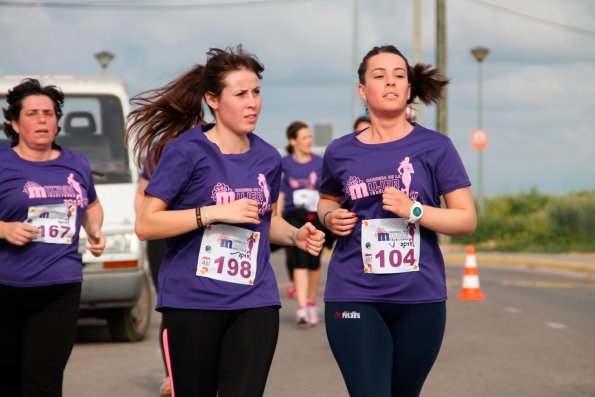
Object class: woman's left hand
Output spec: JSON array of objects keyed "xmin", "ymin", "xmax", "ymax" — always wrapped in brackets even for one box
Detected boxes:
[
  {"xmin": 86, "ymin": 230, "xmax": 105, "ymax": 257},
  {"xmin": 294, "ymin": 222, "xmax": 325, "ymax": 256},
  {"xmin": 382, "ymin": 186, "xmax": 413, "ymax": 218}
]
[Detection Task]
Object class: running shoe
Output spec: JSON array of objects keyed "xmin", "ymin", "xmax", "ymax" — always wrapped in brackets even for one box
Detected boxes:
[
  {"xmin": 307, "ymin": 305, "xmax": 319, "ymax": 326},
  {"xmin": 160, "ymin": 376, "xmax": 172, "ymax": 397},
  {"xmin": 296, "ymin": 308, "xmax": 308, "ymax": 325}
]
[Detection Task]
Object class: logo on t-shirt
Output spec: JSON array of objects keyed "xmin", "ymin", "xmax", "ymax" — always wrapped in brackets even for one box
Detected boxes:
[
  {"xmin": 346, "ymin": 156, "xmax": 418, "ymax": 201},
  {"xmin": 288, "ymin": 170, "xmax": 318, "ymax": 190},
  {"xmin": 210, "ymin": 173, "xmax": 272, "ymax": 216},
  {"xmin": 22, "ymin": 173, "xmax": 88, "ymax": 207}
]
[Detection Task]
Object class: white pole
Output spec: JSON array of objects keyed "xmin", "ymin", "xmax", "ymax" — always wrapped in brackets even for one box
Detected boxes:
[
  {"xmin": 413, "ymin": 0, "xmax": 422, "ymax": 123},
  {"xmin": 351, "ymin": 0, "xmax": 360, "ymax": 123}
]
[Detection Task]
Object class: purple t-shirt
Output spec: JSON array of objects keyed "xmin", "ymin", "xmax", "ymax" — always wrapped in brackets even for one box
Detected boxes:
[
  {"xmin": 320, "ymin": 123, "xmax": 470, "ymax": 304},
  {"xmin": 0, "ymin": 144, "xmax": 97, "ymax": 287},
  {"xmin": 280, "ymin": 154, "xmax": 323, "ymax": 215},
  {"xmin": 145, "ymin": 124, "xmax": 282, "ymax": 311}
]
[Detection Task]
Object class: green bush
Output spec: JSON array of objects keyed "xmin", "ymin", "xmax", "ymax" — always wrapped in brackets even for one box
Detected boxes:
[{"xmin": 451, "ymin": 189, "xmax": 595, "ymax": 252}]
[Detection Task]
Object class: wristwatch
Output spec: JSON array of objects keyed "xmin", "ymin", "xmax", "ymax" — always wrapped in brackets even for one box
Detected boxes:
[{"xmin": 407, "ymin": 201, "xmax": 423, "ymax": 224}]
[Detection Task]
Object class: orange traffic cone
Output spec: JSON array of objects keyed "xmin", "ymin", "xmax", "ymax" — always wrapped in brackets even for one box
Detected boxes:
[{"xmin": 458, "ymin": 245, "xmax": 485, "ymax": 301}]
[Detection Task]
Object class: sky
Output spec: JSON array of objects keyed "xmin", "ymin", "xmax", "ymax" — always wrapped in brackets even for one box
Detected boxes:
[{"xmin": 1, "ymin": 0, "xmax": 594, "ymax": 197}]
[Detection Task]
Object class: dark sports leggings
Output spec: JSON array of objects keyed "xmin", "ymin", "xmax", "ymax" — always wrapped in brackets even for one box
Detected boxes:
[
  {"xmin": 146, "ymin": 238, "xmax": 168, "ymax": 375},
  {"xmin": 0, "ymin": 282, "xmax": 81, "ymax": 397},
  {"xmin": 325, "ymin": 301, "xmax": 446, "ymax": 397},
  {"xmin": 284, "ymin": 209, "xmax": 323, "ymax": 271},
  {"xmin": 162, "ymin": 306, "xmax": 280, "ymax": 397}
]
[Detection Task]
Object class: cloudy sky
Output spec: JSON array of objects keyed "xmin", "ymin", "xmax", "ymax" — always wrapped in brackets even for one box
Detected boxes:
[{"xmin": 1, "ymin": 0, "xmax": 594, "ymax": 197}]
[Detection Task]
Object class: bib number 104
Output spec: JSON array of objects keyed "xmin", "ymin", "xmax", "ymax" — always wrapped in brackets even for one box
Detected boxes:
[
  {"xmin": 214, "ymin": 256, "xmax": 252, "ymax": 279},
  {"xmin": 375, "ymin": 249, "xmax": 416, "ymax": 268}
]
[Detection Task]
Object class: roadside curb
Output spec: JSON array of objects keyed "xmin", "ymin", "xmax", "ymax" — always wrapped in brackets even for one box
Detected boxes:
[{"xmin": 444, "ymin": 254, "xmax": 595, "ymax": 274}]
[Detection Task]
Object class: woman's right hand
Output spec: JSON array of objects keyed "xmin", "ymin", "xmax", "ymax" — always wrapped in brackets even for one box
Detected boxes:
[
  {"xmin": 325, "ymin": 208, "xmax": 358, "ymax": 236},
  {"xmin": 210, "ymin": 198, "xmax": 262, "ymax": 225},
  {"xmin": 0, "ymin": 221, "xmax": 39, "ymax": 246}
]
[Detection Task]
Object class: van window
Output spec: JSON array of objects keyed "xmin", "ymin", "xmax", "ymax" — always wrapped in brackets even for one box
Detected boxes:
[{"xmin": 1, "ymin": 94, "xmax": 131, "ymax": 184}]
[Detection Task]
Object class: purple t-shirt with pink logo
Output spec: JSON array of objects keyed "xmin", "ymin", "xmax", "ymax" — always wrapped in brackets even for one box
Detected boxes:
[
  {"xmin": 280, "ymin": 154, "xmax": 323, "ymax": 215},
  {"xmin": 145, "ymin": 124, "xmax": 282, "ymax": 311},
  {"xmin": 0, "ymin": 144, "xmax": 97, "ymax": 287},
  {"xmin": 320, "ymin": 123, "xmax": 470, "ymax": 304}
]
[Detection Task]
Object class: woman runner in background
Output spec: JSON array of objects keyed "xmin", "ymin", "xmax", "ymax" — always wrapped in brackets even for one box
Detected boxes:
[{"xmin": 278, "ymin": 121, "xmax": 326, "ymax": 326}]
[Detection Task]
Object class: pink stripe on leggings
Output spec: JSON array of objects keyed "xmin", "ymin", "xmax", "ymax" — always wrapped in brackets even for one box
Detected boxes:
[{"xmin": 162, "ymin": 328, "xmax": 175, "ymax": 397}]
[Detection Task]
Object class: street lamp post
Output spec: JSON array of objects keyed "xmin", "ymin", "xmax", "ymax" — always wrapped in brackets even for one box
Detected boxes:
[
  {"xmin": 94, "ymin": 51, "xmax": 115, "ymax": 74},
  {"xmin": 470, "ymin": 46, "xmax": 489, "ymax": 214}
]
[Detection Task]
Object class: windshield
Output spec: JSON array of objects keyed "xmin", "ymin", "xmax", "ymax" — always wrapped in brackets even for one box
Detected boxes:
[{"xmin": 1, "ymin": 94, "xmax": 131, "ymax": 184}]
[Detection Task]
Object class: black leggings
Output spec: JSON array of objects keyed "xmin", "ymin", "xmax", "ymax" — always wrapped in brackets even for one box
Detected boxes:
[
  {"xmin": 162, "ymin": 306, "xmax": 280, "ymax": 397},
  {"xmin": 0, "ymin": 282, "xmax": 81, "ymax": 397},
  {"xmin": 284, "ymin": 209, "xmax": 323, "ymax": 271},
  {"xmin": 325, "ymin": 301, "xmax": 446, "ymax": 397},
  {"xmin": 147, "ymin": 239, "xmax": 168, "ymax": 376}
]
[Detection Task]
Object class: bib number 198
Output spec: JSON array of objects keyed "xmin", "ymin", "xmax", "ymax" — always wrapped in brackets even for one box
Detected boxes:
[{"xmin": 214, "ymin": 256, "xmax": 252, "ymax": 279}]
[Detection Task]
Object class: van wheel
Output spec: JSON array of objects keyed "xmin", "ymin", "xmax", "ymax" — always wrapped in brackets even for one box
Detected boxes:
[{"xmin": 106, "ymin": 273, "xmax": 152, "ymax": 342}]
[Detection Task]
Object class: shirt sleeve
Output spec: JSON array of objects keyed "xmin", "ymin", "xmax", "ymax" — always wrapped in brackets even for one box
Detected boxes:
[
  {"xmin": 319, "ymin": 147, "xmax": 343, "ymax": 197},
  {"xmin": 145, "ymin": 143, "xmax": 195, "ymax": 206},
  {"xmin": 79, "ymin": 152, "xmax": 97, "ymax": 204},
  {"xmin": 270, "ymin": 158, "xmax": 282, "ymax": 205},
  {"xmin": 435, "ymin": 138, "xmax": 471, "ymax": 195}
]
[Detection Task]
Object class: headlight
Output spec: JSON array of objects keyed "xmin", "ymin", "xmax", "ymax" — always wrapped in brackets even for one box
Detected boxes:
[{"xmin": 103, "ymin": 233, "xmax": 134, "ymax": 254}]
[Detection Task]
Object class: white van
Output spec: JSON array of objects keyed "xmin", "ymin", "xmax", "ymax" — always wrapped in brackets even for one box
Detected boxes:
[{"xmin": 0, "ymin": 75, "xmax": 151, "ymax": 341}]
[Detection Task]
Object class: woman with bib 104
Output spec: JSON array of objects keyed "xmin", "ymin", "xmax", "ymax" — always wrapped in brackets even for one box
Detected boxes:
[{"xmin": 318, "ymin": 45, "xmax": 476, "ymax": 397}]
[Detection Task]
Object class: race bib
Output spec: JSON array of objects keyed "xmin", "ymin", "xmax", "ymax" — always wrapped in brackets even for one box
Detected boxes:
[
  {"xmin": 292, "ymin": 189, "xmax": 319, "ymax": 212},
  {"xmin": 197, "ymin": 224, "xmax": 260, "ymax": 285},
  {"xmin": 361, "ymin": 218, "xmax": 420, "ymax": 274},
  {"xmin": 26, "ymin": 204, "xmax": 77, "ymax": 245}
]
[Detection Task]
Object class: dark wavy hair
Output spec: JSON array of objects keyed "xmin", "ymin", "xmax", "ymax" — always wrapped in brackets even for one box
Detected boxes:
[
  {"xmin": 285, "ymin": 120, "xmax": 308, "ymax": 154},
  {"xmin": 2, "ymin": 78, "xmax": 64, "ymax": 145},
  {"xmin": 125, "ymin": 44, "xmax": 265, "ymax": 174},
  {"xmin": 357, "ymin": 44, "xmax": 449, "ymax": 105},
  {"xmin": 353, "ymin": 115, "xmax": 370, "ymax": 130}
]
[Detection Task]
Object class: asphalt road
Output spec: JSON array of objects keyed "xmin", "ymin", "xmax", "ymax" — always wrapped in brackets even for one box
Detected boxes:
[{"xmin": 64, "ymin": 250, "xmax": 595, "ymax": 397}]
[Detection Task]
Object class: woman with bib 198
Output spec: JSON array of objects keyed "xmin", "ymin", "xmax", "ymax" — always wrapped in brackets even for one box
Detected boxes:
[{"xmin": 126, "ymin": 45, "xmax": 325, "ymax": 397}]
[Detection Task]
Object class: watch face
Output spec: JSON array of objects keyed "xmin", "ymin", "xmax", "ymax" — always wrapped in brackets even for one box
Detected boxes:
[{"xmin": 413, "ymin": 207, "xmax": 422, "ymax": 217}]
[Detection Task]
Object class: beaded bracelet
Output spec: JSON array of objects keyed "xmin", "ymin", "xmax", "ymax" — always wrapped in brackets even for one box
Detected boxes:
[{"xmin": 203, "ymin": 206, "xmax": 210, "ymax": 228}]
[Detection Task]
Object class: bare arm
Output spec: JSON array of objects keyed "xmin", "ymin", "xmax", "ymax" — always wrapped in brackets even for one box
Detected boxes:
[
  {"xmin": 382, "ymin": 186, "xmax": 476, "ymax": 236},
  {"xmin": 317, "ymin": 194, "xmax": 358, "ymax": 236},
  {"xmin": 135, "ymin": 195, "xmax": 262, "ymax": 241},
  {"xmin": 269, "ymin": 202, "xmax": 325, "ymax": 256},
  {"xmin": 134, "ymin": 177, "xmax": 149, "ymax": 214},
  {"xmin": 277, "ymin": 192, "xmax": 285, "ymax": 218},
  {"xmin": 421, "ymin": 187, "xmax": 477, "ymax": 236},
  {"xmin": 82, "ymin": 199, "xmax": 106, "ymax": 257}
]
